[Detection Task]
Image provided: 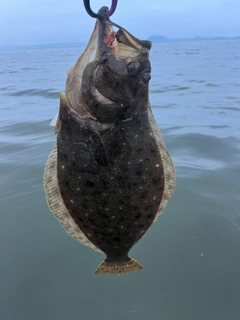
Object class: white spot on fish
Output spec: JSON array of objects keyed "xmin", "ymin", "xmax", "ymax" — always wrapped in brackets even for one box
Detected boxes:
[
  {"xmin": 111, "ymin": 176, "xmax": 114, "ymax": 179},
  {"xmin": 153, "ymin": 196, "xmax": 156, "ymax": 200},
  {"xmin": 155, "ymin": 164, "xmax": 160, "ymax": 167},
  {"xmin": 121, "ymin": 225, "xmax": 124, "ymax": 229},
  {"xmin": 150, "ymin": 133, "xmax": 152, "ymax": 136},
  {"xmin": 140, "ymin": 159, "xmax": 142, "ymax": 162},
  {"xmin": 128, "ymin": 162, "xmax": 131, "ymax": 164},
  {"xmin": 119, "ymin": 207, "xmax": 122, "ymax": 210},
  {"xmin": 135, "ymin": 135, "xmax": 138, "ymax": 138},
  {"xmin": 200, "ymin": 253, "xmax": 204, "ymax": 257},
  {"xmin": 140, "ymin": 230, "xmax": 144, "ymax": 233},
  {"xmin": 77, "ymin": 188, "xmax": 80, "ymax": 191},
  {"xmin": 112, "ymin": 216, "xmax": 116, "ymax": 219},
  {"xmin": 62, "ymin": 165, "xmax": 65, "ymax": 169},
  {"xmin": 105, "ymin": 208, "xmax": 109, "ymax": 211},
  {"xmin": 70, "ymin": 199, "xmax": 74, "ymax": 203}
]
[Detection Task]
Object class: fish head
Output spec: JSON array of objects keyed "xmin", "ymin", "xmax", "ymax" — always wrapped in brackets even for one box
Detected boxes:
[{"xmin": 65, "ymin": 8, "xmax": 152, "ymax": 126}]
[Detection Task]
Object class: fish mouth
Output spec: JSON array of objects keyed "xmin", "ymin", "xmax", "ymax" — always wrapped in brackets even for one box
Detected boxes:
[{"xmin": 64, "ymin": 8, "xmax": 152, "ymax": 127}]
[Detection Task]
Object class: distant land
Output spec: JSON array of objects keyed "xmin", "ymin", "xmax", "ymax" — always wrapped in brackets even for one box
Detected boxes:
[
  {"xmin": 148, "ymin": 35, "xmax": 240, "ymax": 43},
  {"xmin": 0, "ymin": 36, "xmax": 239, "ymax": 50}
]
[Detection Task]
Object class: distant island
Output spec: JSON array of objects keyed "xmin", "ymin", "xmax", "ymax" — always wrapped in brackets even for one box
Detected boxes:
[
  {"xmin": 148, "ymin": 35, "xmax": 240, "ymax": 43},
  {"xmin": 0, "ymin": 36, "xmax": 239, "ymax": 51},
  {"xmin": 148, "ymin": 35, "xmax": 168, "ymax": 42}
]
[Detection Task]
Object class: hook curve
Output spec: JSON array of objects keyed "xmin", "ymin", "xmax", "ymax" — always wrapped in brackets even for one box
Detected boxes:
[
  {"xmin": 108, "ymin": 0, "xmax": 118, "ymax": 16},
  {"xmin": 83, "ymin": 0, "xmax": 118, "ymax": 18}
]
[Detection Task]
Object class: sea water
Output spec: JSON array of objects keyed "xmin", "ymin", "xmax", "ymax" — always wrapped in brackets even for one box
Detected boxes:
[{"xmin": 0, "ymin": 39, "xmax": 240, "ymax": 320}]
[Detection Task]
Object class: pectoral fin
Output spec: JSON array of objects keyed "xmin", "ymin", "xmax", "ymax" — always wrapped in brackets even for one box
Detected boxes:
[{"xmin": 89, "ymin": 132, "xmax": 108, "ymax": 166}]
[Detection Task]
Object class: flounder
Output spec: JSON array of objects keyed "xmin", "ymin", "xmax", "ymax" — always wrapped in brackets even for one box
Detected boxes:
[{"xmin": 44, "ymin": 7, "xmax": 176, "ymax": 274}]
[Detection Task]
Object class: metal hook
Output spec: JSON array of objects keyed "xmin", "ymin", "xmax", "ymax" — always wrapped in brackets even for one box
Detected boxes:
[
  {"xmin": 83, "ymin": 0, "xmax": 118, "ymax": 18},
  {"xmin": 108, "ymin": 0, "xmax": 118, "ymax": 16}
]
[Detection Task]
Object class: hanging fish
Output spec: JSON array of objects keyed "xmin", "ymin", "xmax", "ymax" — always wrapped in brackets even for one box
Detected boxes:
[{"xmin": 44, "ymin": 4, "xmax": 175, "ymax": 274}]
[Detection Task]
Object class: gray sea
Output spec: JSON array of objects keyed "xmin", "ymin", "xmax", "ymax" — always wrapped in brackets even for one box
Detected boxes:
[{"xmin": 0, "ymin": 39, "xmax": 240, "ymax": 320}]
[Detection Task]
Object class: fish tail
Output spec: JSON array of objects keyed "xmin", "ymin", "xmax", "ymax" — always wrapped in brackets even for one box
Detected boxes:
[{"xmin": 94, "ymin": 257, "xmax": 143, "ymax": 274}]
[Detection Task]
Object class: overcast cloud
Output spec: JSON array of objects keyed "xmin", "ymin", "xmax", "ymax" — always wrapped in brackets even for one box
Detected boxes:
[{"xmin": 0, "ymin": 0, "xmax": 239, "ymax": 45}]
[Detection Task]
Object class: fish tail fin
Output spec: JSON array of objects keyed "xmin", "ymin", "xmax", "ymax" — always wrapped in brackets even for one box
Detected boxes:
[{"xmin": 94, "ymin": 257, "xmax": 143, "ymax": 275}]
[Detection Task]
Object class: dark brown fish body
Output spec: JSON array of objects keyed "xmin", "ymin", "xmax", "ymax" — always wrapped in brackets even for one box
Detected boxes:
[{"xmin": 44, "ymin": 8, "xmax": 175, "ymax": 274}]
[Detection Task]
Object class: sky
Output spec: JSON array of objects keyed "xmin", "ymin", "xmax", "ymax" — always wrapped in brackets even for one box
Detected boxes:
[{"xmin": 0, "ymin": 0, "xmax": 239, "ymax": 45}]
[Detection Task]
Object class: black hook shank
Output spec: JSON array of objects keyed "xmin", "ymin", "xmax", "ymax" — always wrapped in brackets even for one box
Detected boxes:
[{"xmin": 83, "ymin": 0, "xmax": 118, "ymax": 18}]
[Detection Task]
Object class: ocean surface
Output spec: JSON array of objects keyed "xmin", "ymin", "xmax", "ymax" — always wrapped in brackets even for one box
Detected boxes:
[{"xmin": 0, "ymin": 39, "xmax": 240, "ymax": 320}]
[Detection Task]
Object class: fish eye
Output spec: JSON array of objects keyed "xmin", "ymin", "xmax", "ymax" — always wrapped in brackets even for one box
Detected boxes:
[
  {"xmin": 127, "ymin": 61, "xmax": 140, "ymax": 74},
  {"xmin": 142, "ymin": 72, "xmax": 151, "ymax": 82}
]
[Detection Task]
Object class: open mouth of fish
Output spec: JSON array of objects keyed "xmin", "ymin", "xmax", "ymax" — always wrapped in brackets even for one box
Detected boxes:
[{"xmin": 61, "ymin": 6, "xmax": 152, "ymax": 130}]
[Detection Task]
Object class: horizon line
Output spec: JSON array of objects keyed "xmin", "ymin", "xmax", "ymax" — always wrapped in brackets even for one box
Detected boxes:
[{"xmin": 0, "ymin": 35, "xmax": 239, "ymax": 50}]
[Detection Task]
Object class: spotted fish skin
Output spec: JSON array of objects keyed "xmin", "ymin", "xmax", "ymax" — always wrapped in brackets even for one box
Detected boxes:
[
  {"xmin": 44, "ymin": 7, "xmax": 176, "ymax": 274},
  {"xmin": 57, "ymin": 95, "xmax": 164, "ymax": 263}
]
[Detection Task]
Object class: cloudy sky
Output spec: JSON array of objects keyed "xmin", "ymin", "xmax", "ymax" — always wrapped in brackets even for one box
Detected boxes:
[{"xmin": 0, "ymin": 0, "xmax": 239, "ymax": 45}]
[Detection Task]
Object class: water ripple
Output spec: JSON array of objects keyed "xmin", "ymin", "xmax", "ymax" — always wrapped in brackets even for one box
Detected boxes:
[
  {"xmin": 10, "ymin": 88, "xmax": 60, "ymax": 99},
  {"xmin": 151, "ymin": 85, "xmax": 190, "ymax": 93}
]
